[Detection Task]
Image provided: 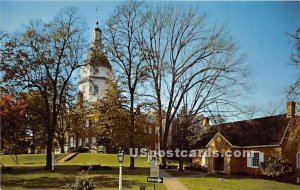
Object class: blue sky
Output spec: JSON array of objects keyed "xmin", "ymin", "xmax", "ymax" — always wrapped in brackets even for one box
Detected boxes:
[{"xmin": 0, "ymin": 1, "xmax": 299, "ymax": 117}]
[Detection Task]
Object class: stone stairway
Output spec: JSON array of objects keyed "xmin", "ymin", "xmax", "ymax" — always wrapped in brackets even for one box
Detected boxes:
[{"xmin": 56, "ymin": 152, "xmax": 78, "ymax": 163}]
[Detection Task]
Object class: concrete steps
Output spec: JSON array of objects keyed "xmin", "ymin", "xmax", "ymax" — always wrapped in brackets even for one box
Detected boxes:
[{"xmin": 56, "ymin": 152, "xmax": 78, "ymax": 163}]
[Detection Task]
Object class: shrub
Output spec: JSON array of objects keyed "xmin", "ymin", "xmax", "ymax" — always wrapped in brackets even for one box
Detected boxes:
[
  {"xmin": 77, "ymin": 146, "xmax": 89, "ymax": 153},
  {"xmin": 68, "ymin": 178, "xmax": 95, "ymax": 190},
  {"xmin": 260, "ymin": 156, "xmax": 294, "ymax": 178}
]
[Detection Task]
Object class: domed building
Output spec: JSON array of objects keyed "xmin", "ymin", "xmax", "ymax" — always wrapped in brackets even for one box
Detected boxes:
[
  {"xmin": 79, "ymin": 21, "xmax": 112, "ymax": 105},
  {"xmin": 68, "ymin": 22, "xmax": 112, "ymax": 152}
]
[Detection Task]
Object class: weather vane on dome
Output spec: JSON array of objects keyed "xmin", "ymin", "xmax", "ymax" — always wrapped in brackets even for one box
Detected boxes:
[{"xmin": 96, "ymin": 6, "xmax": 99, "ymax": 27}]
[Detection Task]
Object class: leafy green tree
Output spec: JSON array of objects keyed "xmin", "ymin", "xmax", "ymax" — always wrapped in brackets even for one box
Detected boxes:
[
  {"xmin": 94, "ymin": 77, "xmax": 130, "ymax": 148},
  {"xmin": 172, "ymin": 105, "xmax": 197, "ymax": 172},
  {"xmin": 93, "ymin": 77, "xmax": 155, "ymax": 151}
]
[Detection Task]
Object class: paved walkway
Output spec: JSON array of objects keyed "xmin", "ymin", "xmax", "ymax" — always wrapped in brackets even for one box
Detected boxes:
[{"xmin": 160, "ymin": 169, "xmax": 190, "ymax": 190}]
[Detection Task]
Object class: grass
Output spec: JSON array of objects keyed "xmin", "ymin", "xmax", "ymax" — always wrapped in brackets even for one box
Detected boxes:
[
  {"xmin": 179, "ymin": 175, "xmax": 300, "ymax": 190},
  {"xmin": 64, "ymin": 153, "xmax": 149, "ymax": 167},
  {"xmin": 1, "ymin": 165, "xmax": 167, "ymax": 190},
  {"xmin": 1, "ymin": 154, "xmax": 299, "ymax": 190},
  {"xmin": 0, "ymin": 154, "xmax": 166, "ymax": 190},
  {"xmin": 0, "ymin": 153, "xmax": 149, "ymax": 167},
  {"xmin": 0, "ymin": 154, "xmax": 66, "ymax": 166},
  {"xmin": 166, "ymin": 169, "xmax": 202, "ymax": 177}
]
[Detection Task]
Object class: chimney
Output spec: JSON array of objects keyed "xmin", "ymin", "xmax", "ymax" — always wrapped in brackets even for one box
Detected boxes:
[
  {"xmin": 286, "ymin": 101, "xmax": 296, "ymax": 118},
  {"xmin": 202, "ymin": 117, "xmax": 209, "ymax": 128}
]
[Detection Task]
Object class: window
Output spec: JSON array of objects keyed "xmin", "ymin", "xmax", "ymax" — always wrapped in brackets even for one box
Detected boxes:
[
  {"xmin": 94, "ymin": 85, "xmax": 99, "ymax": 95},
  {"xmin": 92, "ymin": 137, "xmax": 96, "ymax": 144},
  {"xmin": 205, "ymin": 156, "xmax": 209, "ymax": 167},
  {"xmin": 69, "ymin": 137, "xmax": 74, "ymax": 147},
  {"xmin": 247, "ymin": 151, "xmax": 264, "ymax": 168},
  {"xmin": 252, "ymin": 152, "xmax": 260, "ymax": 167},
  {"xmin": 297, "ymin": 152, "xmax": 300, "ymax": 169},
  {"xmin": 201, "ymin": 156, "xmax": 208, "ymax": 167}
]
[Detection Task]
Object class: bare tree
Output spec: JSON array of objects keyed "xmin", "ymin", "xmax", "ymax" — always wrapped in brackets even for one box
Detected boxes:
[
  {"xmin": 105, "ymin": 1, "xmax": 147, "ymax": 169},
  {"xmin": 288, "ymin": 27, "xmax": 300, "ymax": 111},
  {"xmin": 0, "ymin": 7, "xmax": 87, "ymax": 170},
  {"xmin": 137, "ymin": 7, "xmax": 247, "ymax": 167}
]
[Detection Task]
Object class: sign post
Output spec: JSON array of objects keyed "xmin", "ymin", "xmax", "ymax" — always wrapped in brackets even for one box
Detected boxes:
[{"xmin": 147, "ymin": 156, "xmax": 163, "ymax": 190}]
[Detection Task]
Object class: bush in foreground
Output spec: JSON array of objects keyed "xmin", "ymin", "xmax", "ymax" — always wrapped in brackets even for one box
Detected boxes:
[
  {"xmin": 68, "ymin": 178, "xmax": 95, "ymax": 190},
  {"xmin": 260, "ymin": 156, "xmax": 294, "ymax": 178}
]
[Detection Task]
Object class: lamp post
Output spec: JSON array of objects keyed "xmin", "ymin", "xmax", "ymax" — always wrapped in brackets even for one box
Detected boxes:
[{"xmin": 117, "ymin": 150, "xmax": 124, "ymax": 190}]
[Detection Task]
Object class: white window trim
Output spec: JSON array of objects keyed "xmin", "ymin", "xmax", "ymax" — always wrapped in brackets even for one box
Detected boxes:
[
  {"xmin": 251, "ymin": 151, "xmax": 260, "ymax": 168},
  {"xmin": 201, "ymin": 156, "xmax": 208, "ymax": 168},
  {"xmin": 297, "ymin": 152, "xmax": 300, "ymax": 169},
  {"xmin": 204, "ymin": 156, "xmax": 209, "ymax": 167},
  {"xmin": 247, "ymin": 151, "xmax": 264, "ymax": 168}
]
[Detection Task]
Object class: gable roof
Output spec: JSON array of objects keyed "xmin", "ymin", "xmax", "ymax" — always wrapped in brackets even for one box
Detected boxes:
[
  {"xmin": 205, "ymin": 132, "xmax": 235, "ymax": 148},
  {"xmin": 193, "ymin": 114, "xmax": 296, "ymax": 149}
]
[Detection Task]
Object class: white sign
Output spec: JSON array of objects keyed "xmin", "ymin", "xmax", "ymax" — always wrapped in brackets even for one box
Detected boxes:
[
  {"xmin": 150, "ymin": 166, "xmax": 159, "ymax": 177},
  {"xmin": 147, "ymin": 177, "xmax": 163, "ymax": 183}
]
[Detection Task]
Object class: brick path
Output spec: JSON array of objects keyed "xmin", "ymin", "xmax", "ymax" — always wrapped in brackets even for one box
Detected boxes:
[{"xmin": 160, "ymin": 169, "xmax": 190, "ymax": 190}]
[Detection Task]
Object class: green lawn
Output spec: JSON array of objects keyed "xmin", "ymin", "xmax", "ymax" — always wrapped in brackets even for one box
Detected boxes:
[
  {"xmin": 0, "ymin": 153, "xmax": 148, "ymax": 167},
  {"xmin": 0, "ymin": 154, "xmax": 66, "ymax": 166},
  {"xmin": 179, "ymin": 176, "xmax": 300, "ymax": 190},
  {"xmin": 1, "ymin": 154, "xmax": 299, "ymax": 190},
  {"xmin": 1, "ymin": 165, "xmax": 167, "ymax": 190},
  {"xmin": 0, "ymin": 154, "xmax": 166, "ymax": 190},
  {"xmin": 64, "ymin": 153, "xmax": 149, "ymax": 167}
]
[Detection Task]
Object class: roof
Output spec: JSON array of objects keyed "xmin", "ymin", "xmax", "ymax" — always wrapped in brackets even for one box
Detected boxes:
[
  {"xmin": 95, "ymin": 27, "xmax": 102, "ymax": 32},
  {"xmin": 87, "ymin": 49, "xmax": 112, "ymax": 70},
  {"xmin": 95, "ymin": 53, "xmax": 111, "ymax": 70},
  {"xmin": 193, "ymin": 114, "xmax": 297, "ymax": 149}
]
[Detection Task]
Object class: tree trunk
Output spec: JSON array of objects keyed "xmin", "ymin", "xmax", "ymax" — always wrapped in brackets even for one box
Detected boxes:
[
  {"xmin": 76, "ymin": 134, "xmax": 79, "ymax": 149},
  {"xmin": 178, "ymin": 156, "xmax": 184, "ymax": 172},
  {"xmin": 161, "ymin": 119, "xmax": 171, "ymax": 168},
  {"xmin": 129, "ymin": 91, "xmax": 135, "ymax": 169},
  {"xmin": 45, "ymin": 114, "xmax": 56, "ymax": 170},
  {"xmin": 154, "ymin": 77, "xmax": 163, "ymax": 151},
  {"xmin": 157, "ymin": 98, "xmax": 163, "ymax": 150},
  {"xmin": 178, "ymin": 139, "xmax": 184, "ymax": 172},
  {"xmin": 45, "ymin": 131, "xmax": 54, "ymax": 170},
  {"xmin": 59, "ymin": 137, "xmax": 65, "ymax": 153}
]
